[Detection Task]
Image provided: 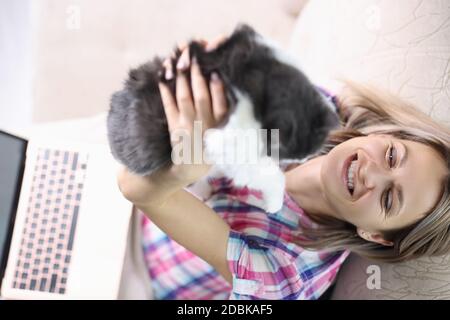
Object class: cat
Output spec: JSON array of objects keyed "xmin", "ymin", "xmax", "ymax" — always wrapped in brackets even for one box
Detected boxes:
[{"xmin": 107, "ymin": 23, "xmax": 339, "ymax": 213}]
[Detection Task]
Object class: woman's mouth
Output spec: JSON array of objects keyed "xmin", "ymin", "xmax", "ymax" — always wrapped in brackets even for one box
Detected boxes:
[{"xmin": 342, "ymin": 153, "xmax": 358, "ymax": 197}]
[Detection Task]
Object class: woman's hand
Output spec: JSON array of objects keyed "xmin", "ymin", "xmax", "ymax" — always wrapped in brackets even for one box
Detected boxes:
[
  {"xmin": 117, "ymin": 36, "xmax": 229, "ymax": 206},
  {"xmin": 117, "ymin": 38, "xmax": 233, "ymax": 283},
  {"xmin": 158, "ymin": 36, "xmax": 229, "ymax": 184}
]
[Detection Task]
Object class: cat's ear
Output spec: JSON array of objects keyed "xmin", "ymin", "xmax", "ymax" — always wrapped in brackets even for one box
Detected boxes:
[{"xmin": 127, "ymin": 58, "xmax": 163, "ymax": 92}]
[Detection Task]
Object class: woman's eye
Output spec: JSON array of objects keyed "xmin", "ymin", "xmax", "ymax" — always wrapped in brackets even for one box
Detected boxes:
[
  {"xmin": 388, "ymin": 145, "xmax": 397, "ymax": 168},
  {"xmin": 384, "ymin": 189, "xmax": 393, "ymax": 213}
]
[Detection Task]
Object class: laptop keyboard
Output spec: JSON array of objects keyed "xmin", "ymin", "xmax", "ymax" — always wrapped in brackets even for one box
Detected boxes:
[{"xmin": 12, "ymin": 148, "xmax": 88, "ymax": 294}]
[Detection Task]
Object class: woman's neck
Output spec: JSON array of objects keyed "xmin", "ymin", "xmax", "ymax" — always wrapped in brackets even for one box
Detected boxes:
[{"xmin": 284, "ymin": 156, "xmax": 340, "ymax": 220}]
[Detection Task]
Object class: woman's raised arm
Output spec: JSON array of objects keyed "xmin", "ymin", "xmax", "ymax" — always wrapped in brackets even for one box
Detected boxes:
[{"xmin": 117, "ymin": 38, "xmax": 232, "ymax": 282}]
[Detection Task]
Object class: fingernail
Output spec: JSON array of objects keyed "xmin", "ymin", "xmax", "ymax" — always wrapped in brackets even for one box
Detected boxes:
[
  {"xmin": 211, "ymin": 72, "xmax": 220, "ymax": 82},
  {"xmin": 177, "ymin": 51, "xmax": 191, "ymax": 70},
  {"xmin": 165, "ymin": 67, "xmax": 173, "ymax": 80},
  {"xmin": 176, "ymin": 58, "xmax": 186, "ymax": 70},
  {"xmin": 192, "ymin": 56, "xmax": 198, "ymax": 65}
]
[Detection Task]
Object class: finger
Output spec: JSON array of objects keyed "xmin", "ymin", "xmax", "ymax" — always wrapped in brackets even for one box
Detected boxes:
[
  {"xmin": 176, "ymin": 47, "xmax": 190, "ymax": 71},
  {"xmin": 175, "ymin": 71, "xmax": 195, "ymax": 116},
  {"xmin": 209, "ymin": 72, "xmax": 228, "ymax": 122},
  {"xmin": 177, "ymin": 41, "xmax": 188, "ymax": 52},
  {"xmin": 162, "ymin": 58, "xmax": 174, "ymax": 80},
  {"xmin": 158, "ymin": 82, "xmax": 178, "ymax": 127},
  {"xmin": 205, "ymin": 34, "xmax": 228, "ymax": 52},
  {"xmin": 190, "ymin": 57, "xmax": 213, "ymax": 124}
]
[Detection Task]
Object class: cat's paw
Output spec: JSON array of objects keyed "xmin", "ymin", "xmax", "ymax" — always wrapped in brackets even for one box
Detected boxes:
[{"xmin": 262, "ymin": 190, "xmax": 284, "ymax": 213}]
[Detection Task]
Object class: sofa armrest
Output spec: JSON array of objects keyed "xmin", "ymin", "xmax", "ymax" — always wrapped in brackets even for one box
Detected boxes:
[{"xmin": 288, "ymin": 0, "xmax": 450, "ymax": 300}]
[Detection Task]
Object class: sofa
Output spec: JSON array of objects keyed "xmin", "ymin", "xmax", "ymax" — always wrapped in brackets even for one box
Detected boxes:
[
  {"xmin": 19, "ymin": 0, "xmax": 450, "ymax": 299},
  {"xmin": 287, "ymin": 0, "xmax": 450, "ymax": 299}
]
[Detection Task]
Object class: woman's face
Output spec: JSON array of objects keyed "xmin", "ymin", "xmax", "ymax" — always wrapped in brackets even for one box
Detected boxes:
[{"xmin": 321, "ymin": 134, "xmax": 447, "ymax": 243}]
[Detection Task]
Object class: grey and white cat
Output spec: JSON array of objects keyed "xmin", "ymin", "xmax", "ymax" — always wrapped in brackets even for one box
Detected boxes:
[{"xmin": 107, "ymin": 24, "xmax": 339, "ymax": 212}]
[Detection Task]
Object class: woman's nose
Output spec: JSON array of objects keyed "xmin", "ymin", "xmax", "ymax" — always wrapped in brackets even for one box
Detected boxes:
[{"xmin": 361, "ymin": 157, "xmax": 389, "ymax": 190}]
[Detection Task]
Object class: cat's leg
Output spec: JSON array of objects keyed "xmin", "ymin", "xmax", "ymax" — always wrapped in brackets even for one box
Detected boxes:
[
  {"xmin": 251, "ymin": 165, "xmax": 285, "ymax": 213},
  {"xmin": 232, "ymin": 160, "xmax": 285, "ymax": 213}
]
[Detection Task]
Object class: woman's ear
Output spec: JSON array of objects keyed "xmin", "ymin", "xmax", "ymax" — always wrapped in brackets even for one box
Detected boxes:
[{"xmin": 356, "ymin": 228, "xmax": 394, "ymax": 247}]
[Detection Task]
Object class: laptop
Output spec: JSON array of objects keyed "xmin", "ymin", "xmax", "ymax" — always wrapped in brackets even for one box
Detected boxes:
[{"xmin": 0, "ymin": 129, "xmax": 133, "ymax": 299}]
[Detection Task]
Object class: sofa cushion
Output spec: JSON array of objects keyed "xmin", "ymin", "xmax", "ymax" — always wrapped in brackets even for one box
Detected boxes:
[{"xmin": 287, "ymin": 0, "xmax": 450, "ymax": 299}]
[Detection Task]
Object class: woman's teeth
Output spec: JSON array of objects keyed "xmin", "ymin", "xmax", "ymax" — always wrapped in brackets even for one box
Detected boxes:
[{"xmin": 347, "ymin": 160, "xmax": 357, "ymax": 194}]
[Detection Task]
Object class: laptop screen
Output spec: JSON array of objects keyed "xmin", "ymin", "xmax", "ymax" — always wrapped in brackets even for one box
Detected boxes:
[{"xmin": 0, "ymin": 131, "xmax": 27, "ymax": 283}]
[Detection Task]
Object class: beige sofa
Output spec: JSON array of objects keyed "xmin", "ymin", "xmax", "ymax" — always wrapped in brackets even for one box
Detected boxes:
[
  {"xmin": 287, "ymin": 0, "xmax": 450, "ymax": 299},
  {"xmin": 27, "ymin": 0, "xmax": 449, "ymax": 299}
]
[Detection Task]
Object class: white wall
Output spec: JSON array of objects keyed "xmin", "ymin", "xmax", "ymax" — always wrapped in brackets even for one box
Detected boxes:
[{"xmin": 0, "ymin": 0, "xmax": 33, "ymax": 132}]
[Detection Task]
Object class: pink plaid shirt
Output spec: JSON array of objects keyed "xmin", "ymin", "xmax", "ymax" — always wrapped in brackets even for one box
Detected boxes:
[{"xmin": 140, "ymin": 174, "xmax": 350, "ymax": 300}]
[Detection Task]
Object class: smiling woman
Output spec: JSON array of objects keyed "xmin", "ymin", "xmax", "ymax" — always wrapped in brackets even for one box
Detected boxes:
[
  {"xmin": 118, "ymin": 65, "xmax": 450, "ymax": 299},
  {"xmin": 288, "ymin": 80, "xmax": 450, "ymax": 263}
]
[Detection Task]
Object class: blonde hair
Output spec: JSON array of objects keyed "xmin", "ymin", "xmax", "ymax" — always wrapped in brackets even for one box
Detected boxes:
[{"xmin": 295, "ymin": 80, "xmax": 450, "ymax": 263}]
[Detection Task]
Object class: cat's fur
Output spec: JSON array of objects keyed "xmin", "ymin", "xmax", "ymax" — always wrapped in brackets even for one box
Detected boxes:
[{"xmin": 107, "ymin": 24, "xmax": 339, "ymax": 212}]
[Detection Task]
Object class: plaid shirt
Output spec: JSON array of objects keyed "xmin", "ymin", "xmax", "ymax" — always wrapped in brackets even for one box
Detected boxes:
[
  {"xmin": 140, "ymin": 87, "xmax": 348, "ymax": 300},
  {"xmin": 141, "ymin": 175, "xmax": 349, "ymax": 300}
]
